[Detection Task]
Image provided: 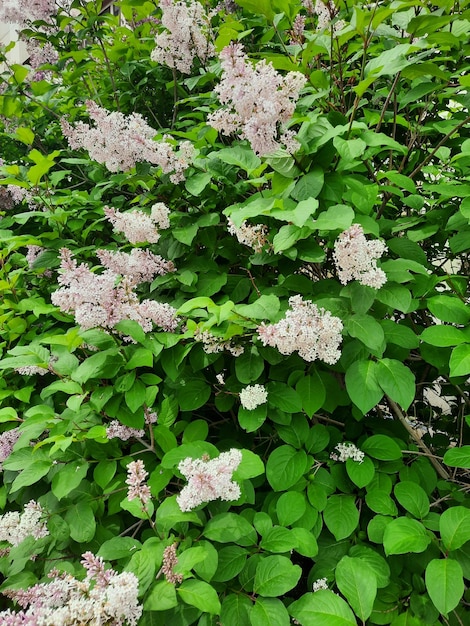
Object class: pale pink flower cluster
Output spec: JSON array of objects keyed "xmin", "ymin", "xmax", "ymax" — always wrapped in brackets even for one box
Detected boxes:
[
  {"xmin": 227, "ymin": 218, "xmax": 268, "ymax": 253},
  {"xmin": 313, "ymin": 0, "xmax": 344, "ymax": 33},
  {"xmin": 96, "ymin": 248, "xmax": 175, "ymax": 284},
  {"xmin": 25, "ymin": 39, "xmax": 59, "ymax": 81},
  {"xmin": 177, "ymin": 448, "xmax": 242, "ymax": 511},
  {"xmin": 208, "ymin": 43, "xmax": 306, "ymax": 155},
  {"xmin": 0, "ymin": 553, "xmax": 142, "ymax": 626},
  {"xmin": 126, "ymin": 459, "xmax": 151, "ymax": 505},
  {"xmin": 6, "ymin": 185, "xmax": 38, "ymax": 210},
  {"xmin": 333, "ymin": 224, "xmax": 387, "ymax": 289},
  {"xmin": 15, "ymin": 365, "xmax": 49, "ymax": 376},
  {"xmin": 330, "ymin": 442, "xmax": 365, "ymax": 463},
  {"xmin": 0, "ymin": 428, "xmax": 20, "ymax": 469},
  {"xmin": 0, "ymin": 0, "xmax": 57, "ymax": 29},
  {"xmin": 104, "ymin": 205, "xmax": 170, "ymax": 244},
  {"xmin": 0, "ymin": 500, "xmax": 48, "ymax": 546},
  {"xmin": 106, "ymin": 409, "xmax": 157, "ymax": 441},
  {"xmin": 61, "ymin": 101, "xmax": 194, "ymax": 181},
  {"xmin": 162, "ymin": 543, "xmax": 183, "ymax": 584},
  {"xmin": 289, "ymin": 15, "xmax": 306, "ymax": 45},
  {"xmin": 51, "ymin": 248, "xmax": 179, "ymax": 333},
  {"xmin": 239, "ymin": 384, "xmax": 268, "ymax": 410},
  {"xmin": 257, "ymin": 295, "xmax": 343, "ymax": 364},
  {"xmin": 151, "ymin": 0, "xmax": 215, "ymax": 74},
  {"xmin": 25, "ymin": 245, "xmax": 44, "ymax": 268},
  {"xmin": 194, "ymin": 328, "xmax": 244, "ymax": 356},
  {"xmin": 312, "ymin": 577, "xmax": 329, "ymax": 591}
]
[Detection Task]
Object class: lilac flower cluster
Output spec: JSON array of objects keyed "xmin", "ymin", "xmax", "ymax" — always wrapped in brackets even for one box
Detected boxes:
[
  {"xmin": 239, "ymin": 384, "xmax": 268, "ymax": 410},
  {"xmin": 0, "ymin": 552, "xmax": 142, "ymax": 626},
  {"xmin": 0, "ymin": 500, "xmax": 48, "ymax": 547},
  {"xmin": 194, "ymin": 328, "xmax": 244, "ymax": 356},
  {"xmin": 126, "ymin": 459, "xmax": 151, "ymax": 505},
  {"xmin": 208, "ymin": 43, "xmax": 306, "ymax": 155},
  {"xmin": 330, "ymin": 442, "xmax": 365, "ymax": 463},
  {"xmin": 227, "ymin": 218, "xmax": 268, "ymax": 253},
  {"xmin": 103, "ymin": 205, "xmax": 170, "ymax": 245},
  {"xmin": 333, "ymin": 224, "xmax": 387, "ymax": 289},
  {"xmin": 0, "ymin": 428, "xmax": 20, "ymax": 469},
  {"xmin": 106, "ymin": 409, "xmax": 157, "ymax": 441},
  {"xmin": 162, "ymin": 543, "xmax": 183, "ymax": 584},
  {"xmin": 257, "ymin": 295, "xmax": 343, "ymax": 364},
  {"xmin": 177, "ymin": 449, "xmax": 242, "ymax": 511},
  {"xmin": 96, "ymin": 248, "xmax": 175, "ymax": 284},
  {"xmin": 61, "ymin": 101, "xmax": 194, "ymax": 181},
  {"xmin": 51, "ymin": 248, "xmax": 179, "ymax": 333},
  {"xmin": 25, "ymin": 40, "xmax": 59, "ymax": 81},
  {"xmin": 151, "ymin": 0, "xmax": 215, "ymax": 74},
  {"xmin": 0, "ymin": 0, "xmax": 57, "ymax": 29}
]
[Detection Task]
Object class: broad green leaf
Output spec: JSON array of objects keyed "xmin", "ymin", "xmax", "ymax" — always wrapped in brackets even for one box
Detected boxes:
[
  {"xmin": 260, "ymin": 527, "xmax": 298, "ymax": 553},
  {"xmin": 233, "ymin": 449, "xmax": 265, "ymax": 479},
  {"xmin": 212, "ymin": 546, "xmax": 247, "ymax": 582},
  {"xmin": 126, "ymin": 550, "xmax": 157, "ymax": 595},
  {"xmin": 376, "ymin": 358, "xmax": 415, "ymax": 409},
  {"xmin": 250, "ymin": 597, "xmax": 290, "ymax": 626},
  {"xmin": 155, "ymin": 495, "xmax": 202, "ymax": 532},
  {"xmin": 449, "ymin": 344, "xmax": 470, "ymax": 377},
  {"xmin": 383, "ymin": 518, "xmax": 431, "ymax": 555},
  {"xmin": 427, "ymin": 295, "xmax": 470, "ymax": 324},
  {"xmin": 253, "ymin": 555, "xmax": 301, "ymax": 596},
  {"xmin": 346, "ymin": 456, "xmax": 375, "ymax": 488},
  {"xmin": 323, "ymin": 495, "xmax": 359, "ymax": 540},
  {"xmin": 349, "ymin": 545, "xmax": 391, "ymax": 588},
  {"xmin": 276, "ymin": 492, "xmax": 307, "ymax": 526},
  {"xmin": 98, "ymin": 537, "xmax": 142, "ymax": 560},
  {"xmin": 314, "ymin": 204, "xmax": 354, "ymax": 231},
  {"xmin": 335, "ymin": 556, "xmax": 377, "ymax": 621},
  {"xmin": 291, "ymin": 527, "xmax": 318, "ymax": 557},
  {"xmin": 177, "ymin": 579, "xmax": 221, "ymax": 614},
  {"xmin": 144, "ymin": 581, "xmax": 178, "ymax": 611},
  {"xmin": 345, "ymin": 360, "xmax": 383, "ymax": 414},
  {"xmin": 440, "ymin": 506, "xmax": 470, "ymax": 550},
  {"xmin": 234, "ymin": 295, "xmax": 280, "ymax": 321},
  {"xmin": 289, "ymin": 590, "xmax": 356, "ymax": 626},
  {"xmin": 235, "ymin": 346, "xmax": 265, "ymax": 383},
  {"xmin": 266, "ymin": 446, "xmax": 308, "ymax": 491},
  {"xmin": 10, "ymin": 460, "xmax": 52, "ymax": 493},
  {"xmin": 362, "ymin": 434, "xmax": 402, "ymax": 461},
  {"xmin": 51, "ymin": 462, "xmax": 89, "ymax": 500},
  {"xmin": 425, "ymin": 559, "xmax": 464, "ymax": 615},
  {"xmin": 376, "ymin": 284, "xmax": 413, "ymax": 313},
  {"xmin": 238, "ymin": 404, "xmax": 267, "ymax": 432},
  {"xmin": 64, "ymin": 502, "xmax": 96, "ymax": 543},
  {"xmin": 443, "ymin": 446, "xmax": 470, "ymax": 468},
  {"xmin": 420, "ymin": 326, "xmax": 467, "ymax": 347},
  {"xmin": 204, "ymin": 513, "xmax": 256, "ymax": 545},
  {"xmin": 221, "ymin": 594, "xmax": 252, "ymax": 626},
  {"xmin": 267, "ymin": 382, "xmax": 302, "ymax": 412},
  {"xmin": 291, "ymin": 168, "xmax": 324, "ymax": 201},
  {"xmin": 295, "ymin": 371, "xmax": 326, "ymax": 417},
  {"xmin": 394, "ymin": 481, "xmax": 429, "ymax": 519},
  {"xmin": 178, "ymin": 378, "xmax": 211, "ymax": 411},
  {"xmin": 365, "ymin": 490, "xmax": 398, "ymax": 516}
]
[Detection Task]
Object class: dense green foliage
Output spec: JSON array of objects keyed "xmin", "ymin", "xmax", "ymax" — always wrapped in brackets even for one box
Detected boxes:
[{"xmin": 0, "ymin": 0, "xmax": 469, "ymax": 623}]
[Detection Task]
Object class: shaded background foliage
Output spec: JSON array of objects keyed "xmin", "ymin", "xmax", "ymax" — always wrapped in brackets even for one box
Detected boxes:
[{"xmin": 0, "ymin": 0, "xmax": 469, "ymax": 624}]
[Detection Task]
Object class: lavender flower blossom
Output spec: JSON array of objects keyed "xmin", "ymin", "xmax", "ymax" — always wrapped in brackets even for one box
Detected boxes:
[
  {"xmin": 104, "ymin": 207, "xmax": 162, "ymax": 245},
  {"xmin": 162, "ymin": 543, "xmax": 183, "ymax": 584},
  {"xmin": 227, "ymin": 218, "xmax": 268, "ymax": 252},
  {"xmin": 96, "ymin": 248, "xmax": 175, "ymax": 283},
  {"xmin": 0, "ymin": 554, "xmax": 142, "ymax": 626},
  {"xmin": 61, "ymin": 101, "xmax": 194, "ymax": 181},
  {"xmin": 126, "ymin": 459, "xmax": 151, "ymax": 505},
  {"xmin": 239, "ymin": 384, "xmax": 268, "ymax": 410},
  {"xmin": 333, "ymin": 224, "xmax": 387, "ymax": 289},
  {"xmin": 151, "ymin": 0, "xmax": 215, "ymax": 74},
  {"xmin": 0, "ymin": 0, "xmax": 57, "ymax": 29},
  {"xmin": 176, "ymin": 448, "xmax": 242, "ymax": 511},
  {"xmin": 257, "ymin": 295, "xmax": 343, "ymax": 364},
  {"xmin": 0, "ymin": 428, "xmax": 20, "ymax": 469},
  {"xmin": 0, "ymin": 500, "xmax": 48, "ymax": 546},
  {"xmin": 208, "ymin": 43, "xmax": 306, "ymax": 155}
]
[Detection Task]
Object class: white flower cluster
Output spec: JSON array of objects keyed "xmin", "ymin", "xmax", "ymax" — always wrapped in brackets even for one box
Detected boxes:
[
  {"xmin": 104, "ymin": 205, "xmax": 168, "ymax": 245},
  {"xmin": 227, "ymin": 218, "xmax": 268, "ymax": 253},
  {"xmin": 1, "ymin": 552, "xmax": 142, "ymax": 626},
  {"xmin": 239, "ymin": 384, "xmax": 268, "ymax": 410},
  {"xmin": 257, "ymin": 295, "xmax": 343, "ymax": 364},
  {"xmin": 151, "ymin": 0, "xmax": 215, "ymax": 74},
  {"xmin": 330, "ymin": 442, "xmax": 365, "ymax": 463},
  {"xmin": 194, "ymin": 329, "xmax": 244, "ymax": 356},
  {"xmin": 333, "ymin": 224, "xmax": 387, "ymax": 289},
  {"xmin": 177, "ymin": 449, "xmax": 242, "ymax": 511},
  {"xmin": 0, "ymin": 500, "xmax": 48, "ymax": 546},
  {"xmin": 312, "ymin": 577, "xmax": 329, "ymax": 591}
]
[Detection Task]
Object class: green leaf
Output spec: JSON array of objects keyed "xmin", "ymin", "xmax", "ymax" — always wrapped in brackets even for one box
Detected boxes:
[
  {"xmin": 238, "ymin": 404, "xmax": 267, "ymax": 432},
  {"xmin": 365, "ymin": 490, "xmax": 398, "ymax": 516},
  {"xmin": 383, "ymin": 518, "xmax": 431, "ymax": 555},
  {"xmin": 362, "ymin": 434, "xmax": 402, "ymax": 461},
  {"xmin": 178, "ymin": 378, "xmax": 211, "ymax": 411},
  {"xmin": 376, "ymin": 358, "xmax": 415, "ymax": 410},
  {"xmin": 291, "ymin": 168, "xmax": 324, "ymax": 201},
  {"xmin": 10, "ymin": 460, "xmax": 52, "ymax": 493},
  {"xmin": 177, "ymin": 579, "xmax": 221, "ymax": 614},
  {"xmin": 346, "ymin": 456, "xmax": 375, "ymax": 488},
  {"xmin": 420, "ymin": 326, "xmax": 467, "ymax": 347},
  {"xmin": 260, "ymin": 527, "xmax": 298, "ymax": 553},
  {"xmin": 289, "ymin": 590, "xmax": 357, "ymax": 626},
  {"xmin": 291, "ymin": 527, "xmax": 318, "ymax": 557},
  {"xmin": 267, "ymin": 382, "xmax": 302, "ymax": 412},
  {"xmin": 266, "ymin": 445, "xmax": 308, "ymax": 491},
  {"xmin": 335, "ymin": 556, "xmax": 377, "ymax": 621},
  {"xmin": 314, "ymin": 205, "xmax": 354, "ymax": 231},
  {"xmin": 323, "ymin": 495, "xmax": 359, "ymax": 540},
  {"xmin": 250, "ymin": 597, "xmax": 290, "ymax": 626},
  {"xmin": 443, "ymin": 446, "xmax": 470, "ymax": 468},
  {"xmin": 349, "ymin": 545, "xmax": 390, "ymax": 588},
  {"xmin": 254, "ymin": 555, "xmax": 301, "ymax": 596},
  {"xmin": 345, "ymin": 361, "xmax": 383, "ymax": 414},
  {"xmin": 235, "ymin": 346, "xmax": 265, "ymax": 384},
  {"xmin": 98, "ymin": 537, "xmax": 142, "ymax": 560},
  {"xmin": 295, "ymin": 371, "xmax": 326, "ymax": 417},
  {"xmin": 234, "ymin": 295, "xmax": 280, "ymax": 321},
  {"xmin": 427, "ymin": 295, "xmax": 470, "ymax": 324},
  {"xmin": 376, "ymin": 284, "xmax": 413, "ymax": 313},
  {"xmin": 449, "ymin": 344, "xmax": 470, "ymax": 377},
  {"xmin": 276, "ymin": 492, "xmax": 307, "ymax": 526},
  {"xmin": 155, "ymin": 496, "xmax": 202, "ymax": 532},
  {"xmin": 51, "ymin": 462, "xmax": 89, "ymax": 501},
  {"xmin": 233, "ymin": 449, "xmax": 265, "ymax": 479},
  {"xmin": 440, "ymin": 506, "xmax": 470, "ymax": 550},
  {"xmin": 235, "ymin": 0, "xmax": 275, "ymax": 20},
  {"xmin": 221, "ymin": 594, "xmax": 252, "ymax": 626},
  {"xmin": 126, "ymin": 549, "xmax": 157, "ymax": 595},
  {"xmin": 204, "ymin": 513, "xmax": 256, "ymax": 545},
  {"xmin": 394, "ymin": 481, "xmax": 429, "ymax": 519},
  {"xmin": 144, "ymin": 581, "xmax": 178, "ymax": 611},
  {"xmin": 64, "ymin": 502, "xmax": 96, "ymax": 543},
  {"xmin": 425, "ymin": 559, "xmax": 464, "ymax": 615},
  {"xmin": 212, "ymin": 546, "xmax": 247, "ymax": 582}
]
